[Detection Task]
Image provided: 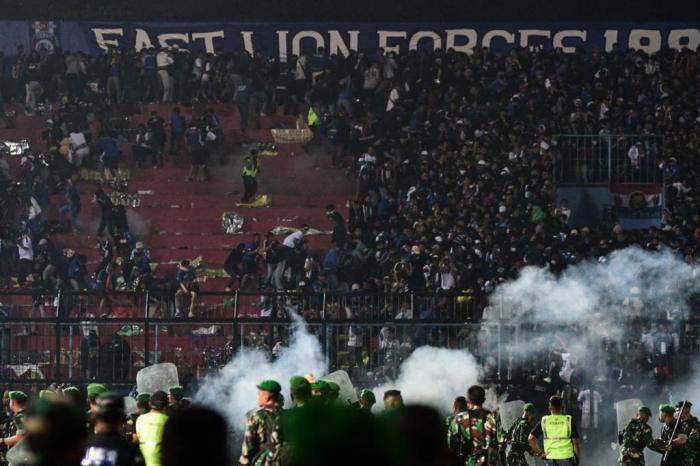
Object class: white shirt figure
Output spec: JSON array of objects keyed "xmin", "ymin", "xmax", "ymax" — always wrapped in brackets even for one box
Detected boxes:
[
  {"xmin": 577, "ymin": 389, "xmax": 603, "ymax": 430},
  {"xmin": 18, "ymin": 234, "xmax": 33, "ymax": 261},
  {"xmin": 628, "ymin": 144, "xmax": 643, "ymax": 168},
  {"xmin": 156, "ymin": 50, "xmax": 173, "ymax": 68},
  {"xmin": 283, "ymin": 230, "xmax": 304, "ymax": 248},
  {"xmin": 386, "ymin": 87, "xmax": 400, "ymax": 112}
]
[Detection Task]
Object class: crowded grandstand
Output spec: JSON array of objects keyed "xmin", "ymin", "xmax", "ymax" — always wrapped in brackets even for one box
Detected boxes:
[{"xmin": 0, "ymin": 10, "xmax": 699, "ymax": 466}]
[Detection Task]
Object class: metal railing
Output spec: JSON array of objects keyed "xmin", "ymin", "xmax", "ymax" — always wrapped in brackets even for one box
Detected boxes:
[
  {"xmin": 0, "ymin": 290, "xmax": 483, "ymax": 385},
  {"xmin": 555, "ymin": 134, "xmax": 664, "ymax": 185},
  {"xmin": 1, "ymin": 290, "xmax": 698, "ymax": 387}
]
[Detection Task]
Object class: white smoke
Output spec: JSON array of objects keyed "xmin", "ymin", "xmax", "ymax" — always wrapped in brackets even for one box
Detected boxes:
[
  {"xmin": 194, "ymin": 246, "xmax": 700, "ymax": 450},
  {"xmin": 194, "ymin": 312, "xmax": 327, "ymax": 437},
  {"xmin": 372, "ymin": 346, "xmax": 482, "ymax": 414},
  {"xmin": 486, "ymin": 246, "xmax": 699, "ymax": 378}
]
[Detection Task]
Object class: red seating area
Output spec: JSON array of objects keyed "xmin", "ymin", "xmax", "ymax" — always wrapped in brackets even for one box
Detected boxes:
[{"xmin": 0, "ymin": 103, "xmax": 353, "ymax": 380}]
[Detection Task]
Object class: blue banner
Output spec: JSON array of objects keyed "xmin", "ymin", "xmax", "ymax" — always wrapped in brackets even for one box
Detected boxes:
[{"xmin": 1, "ymin": 21, "xmax": 699, "ymax": 59}]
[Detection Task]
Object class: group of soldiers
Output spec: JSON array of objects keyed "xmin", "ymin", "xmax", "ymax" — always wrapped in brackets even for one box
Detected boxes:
[
  {"xmin": 617, "ymin": 401, "xmax": 700, "ymax": 466},
  {"xmin": 0, "ymin": 382, "xmax": 192, "ymax": 466},
  {"xmin": 238, "ymin": 376, "xmax": 381, "ymax": 466},
  {"xmin": 239, "ymin": 375, "xmax": 700, "ymax": 466}
]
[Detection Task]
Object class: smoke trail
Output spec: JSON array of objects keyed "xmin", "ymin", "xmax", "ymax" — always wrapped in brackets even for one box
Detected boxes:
[
  {"xmin": 372, "ymin": 346, "xmax": 482, "ymax": 414},
  {"xmin": 194, "ymin": 312, "xmax": 327, "ymax": 438},
  {"xmin": 126, "ymin": 209, "xmax": 151, "ymax": 236}
]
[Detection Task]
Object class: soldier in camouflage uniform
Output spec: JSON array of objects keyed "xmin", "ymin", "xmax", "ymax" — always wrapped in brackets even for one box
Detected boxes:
[
  {"xmin": 618, "ymin": 405, "xmax": 653, "ymax": 465},
  {"xmin": 0, "ymin": 392, "xmax": 11, "ymax": 466},
  {"xmin": 676, "ymin": 402, "xmax": 700, "ymax": 466},
  {"xmin": 264, "ymin": 376, "xmax": 313, "ymax": 466},
  {"xmin": 359, "ymin": 389, "xmax": 376, "ymax": 413},
  {"xmin": 447, "ymin": 385, "xmax": 498, "ymax": 466},
  {"xmin": 166, "ymin": 386, "xmax": 190, "ymax": 416},
  {"xmin": 0, "ymin": 391, "xmax": 28, "ymax": 451},
  {"xmin": 505, "ymin": 403, "xmax": 537, "ymax": 466},
  {"xmin": 650, "ymin": 404, "xmax": 691, "ymax": 466},
  {"xmin": 239, "ymin": 379, "xmax": 283, "ymax": 466},
  {"xmin": 445, "ymin": 397, "xmax": 468, "ymax": 428}
]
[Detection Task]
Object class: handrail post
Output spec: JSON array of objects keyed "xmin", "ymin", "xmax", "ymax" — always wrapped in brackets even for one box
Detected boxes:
[
  {"xmin": 233, "ymin": 291, "xmax": 240, "ymax": 353},
  {"xmin": 321, "ymin": 292, "xmax": 328, "ymax": 361},
  {"xmin": 54, "ymin": 289, "xmax": 62, "ymax": 380},
  {"xmin": 144, "ymin": 290, "xmax": 150, "ymax": 367}
]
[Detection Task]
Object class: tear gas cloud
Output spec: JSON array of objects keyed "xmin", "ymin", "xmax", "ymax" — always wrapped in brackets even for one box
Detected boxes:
[
  {"xmin": 195, "ymin": 247, "xmax": 700, "ymax": 439},
  {"xmin": 485, "ymin": 247, "xmax": 699, "ymax": 381},
  {"xmin": 195, "ymin": 312, "xmax": 327, "ymax": 436}
]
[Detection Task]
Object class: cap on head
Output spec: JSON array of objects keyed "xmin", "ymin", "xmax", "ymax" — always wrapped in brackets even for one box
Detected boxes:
[
  {"xmin": 87, "ymin": 383, "xmax": 107, "ymax": 398},
  {"xmin": 359, "ymin": 389, "xmax": 376, "ymax": 404},
  {"xmin": 659, "ymin": 404, "xmax": 675, "ymax": 415},
  {"xmin": 169, "ymin": 386, "xmax": 185, "ymax": 397},
  {"xmin": 675, "ymin": 401, "xmax": 692, "ymax": 409},
  {"xmin": 289, "ymin": 376, "xmax": 311, "ymax": 393},
  {"xmin": 256, "ymin": 380, "xmax": 282, "ymax": 395},
  {"xmin": 523, "ymin": 403, "xmax": 535, "ymax": 412},
  {"xmin": 39, "ymin": 390, "xmax": 54, "ymax": 401},
  {"xmin": 8, "ymin": 391, "xmax": 28, "ymax": 402},
  {"xmin": 136, "ymin": 393, "xmax": 151, "ymax": 404},
  {"xmin": 638, "ymin": 405, "xmax": 652, "ymax": 416},
  {"xmin": 311, "ymin": 380, "xmax": 330, "ymax": 396}
]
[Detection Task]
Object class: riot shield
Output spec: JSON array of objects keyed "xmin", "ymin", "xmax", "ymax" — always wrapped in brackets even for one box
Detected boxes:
[
  {"xmin": 498, "ymin": 400, "xmax": 536, "ymax": 466},
  {"xmin": 6, "ymin": 439, "xmax": 35, "ymax": 466},
  {"xmin": 615, "ymin": 399, "xmax": 643, "ymax": 434},
  {"xmin": 124, "ymin": 396, "xmax": 138, "ymax": 416},
  {"xmin": 499, "ymin": 400, "xmax": 525, "ymax": 432},
  {"xmin": 321, "ymin": 370, "xmax": 358, "ymax": 405},
  {"xmin": 136, "ymin": 363, "xmax": 179, "ymax": 395}
]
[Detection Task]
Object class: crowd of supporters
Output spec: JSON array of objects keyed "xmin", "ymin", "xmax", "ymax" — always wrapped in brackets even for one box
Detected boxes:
[
  {"xmin": 0, "ymin": 43, "xmax": 699, "ymax": 310},
  {"xmin": 1, "ymin": 42, "xmax": 700, "ymax": 466}
]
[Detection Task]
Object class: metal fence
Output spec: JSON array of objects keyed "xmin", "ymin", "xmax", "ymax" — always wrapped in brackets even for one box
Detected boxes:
[
  {"xmin": 2, "ymin": 290, "xmax": 699, "ymax": 387},
  {"xmin": 0, "ymin": 290, "xmax": 484, "ymax": 385},
  {"xmin": 555, "ymin": 134, "xmax": 664, "ymax": 185}
]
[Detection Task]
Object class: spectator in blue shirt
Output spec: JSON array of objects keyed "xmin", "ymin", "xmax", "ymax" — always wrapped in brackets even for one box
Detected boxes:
[
  {"xmin": 67, "ymin": 254, "xmax": 88, "ymax": 291},
  {"xmin": 175, "ymin": 260, "xmax": 199, "ymax": 318},
  {"xmin": 59, "ymin": 176, "xmax": 81, "ymax": 232},
  {"xmin": 99, "ymin": 133, "xmax": 121, "ymax": 181},
  {"xmin": 128, "ymin": 241, "xmax": 151, "ymax": 288},
  {"xmin": 323, "ymin": 243, "xmax": 340, "ymax": 292},
  {"xmin": 169, "ymin": 107, "xmax": 185, "ymax": 156},
  {"xmin": 141, "ymin": 48, "xmax": 158, "ymax": 102},
  {"xmin": 233, "ymin": 78, "xmax": 252, "ymax": 134}
]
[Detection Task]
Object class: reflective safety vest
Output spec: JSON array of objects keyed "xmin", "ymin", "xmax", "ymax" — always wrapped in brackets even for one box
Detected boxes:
[
  {"xmin": 242, "ymin": 164, "xmax": 258, "ymax": 177},
  {"xmin": 135, "ymin": 411, "xmax": 168, "ymax": 466},
  {"xmin": 307, "ymin": 107, "xmax": 319, "ymax": 127},
  {"xmin": 541, "ymin": 414, "xmax": 574, "ymax": 460}
]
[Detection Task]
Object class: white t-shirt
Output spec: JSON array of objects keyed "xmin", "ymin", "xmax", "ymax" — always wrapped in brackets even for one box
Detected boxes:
[
  {"xmin": 578, "ymin": 389, "xmax": 603, "ymax": 429},
  {"xmin": 283, "ymin": 231, "xmax": 304, "ymax": 248},
  {"xmin": 69, "ymin": 132, "xmax": 89, "ymax": 156},
  {"xmin": 628, "ymin": 145, "xmax": 642, "ymax": 167},
  {"xmin": 18, "ymin": 235, "xmax": 33, "ymax": 261},
  {"xmin": 386, "ymin": 88, "xmax": 400, "ymax": 112},
  {"xmin": 156, "ymin": 51, "xmax": 174, "ymax": 68}
]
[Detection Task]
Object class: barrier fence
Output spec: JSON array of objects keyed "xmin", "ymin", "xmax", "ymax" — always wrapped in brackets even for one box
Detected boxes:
[{"xmin": 0, "ymin": 290, "xmax": 698, "ymax": 387}]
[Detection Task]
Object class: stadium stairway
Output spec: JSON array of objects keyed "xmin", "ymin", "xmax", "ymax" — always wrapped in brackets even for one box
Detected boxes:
[
  {"xmin": 0, "ymin": 103, "xmax": 357, "ymax": 378},
  {"xmin": 1, "ymin": 103, "xmax": 354, "ymax": 295}
]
